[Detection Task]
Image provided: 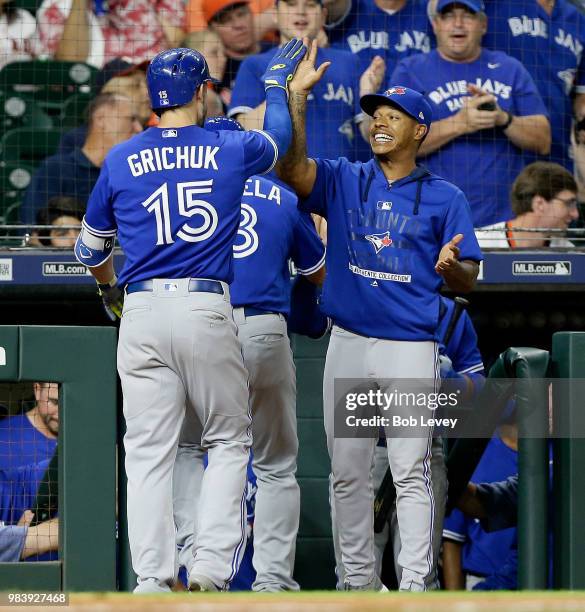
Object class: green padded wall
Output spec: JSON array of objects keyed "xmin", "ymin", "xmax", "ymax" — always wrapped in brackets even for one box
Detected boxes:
[{"xmin": 292, "ymin": 334, "xmax": 336, "ymax": 589}]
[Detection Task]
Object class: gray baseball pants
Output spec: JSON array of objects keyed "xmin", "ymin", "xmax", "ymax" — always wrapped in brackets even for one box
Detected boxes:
[
  {"xmin": 324, "ymin": 325, "xmax": 439, "ymax": 591},
  {"xmin": 332, "ymin": 439, "xmax": 447, "ymax": 588},
  {"xmin": 118, "ymin": 278, "xmax": 251, "ymax": 593},
  {"xmin": 174, "ymin": 309, "xmax": 299, "ymax": 591}
]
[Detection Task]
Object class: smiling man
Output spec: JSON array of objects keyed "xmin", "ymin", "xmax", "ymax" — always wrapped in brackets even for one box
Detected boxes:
[
  {"xmin": 389, "ymin": 0, "xmax": 550, "ymax": 229},
  {"xmin": 277, "ymin": 40, "xmax": 482, "ymax": 591}
]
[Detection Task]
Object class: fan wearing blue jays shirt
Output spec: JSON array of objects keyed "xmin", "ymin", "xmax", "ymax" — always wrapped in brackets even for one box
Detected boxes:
[
  {"xmin": 482, "ymin": 0, "xmax": 585, "ymax": 170},
  {"xmin": 442, "ymin": 427, "xmax": 518, "ymax": 590},
  {"xmin": 173, "ymin": 116, "xmax": 325, "ymax": 592},
  {"xmin": 277, "ymin": 39, "xmax": 482, "ymax": 591},
  {"xmin": 73, "ymin": 42, "xmax": 308, "ymax": 594},
  {"xmin": 325, "ymin": 0, "xmax": 432, "ymax": 75},
  {"xmin": 390, "ymin": 0, "xmax": 551, "ymax": 229},
  {"xmin": 228, "ymin": 0, "xmax": 381, "ymax": 161}
]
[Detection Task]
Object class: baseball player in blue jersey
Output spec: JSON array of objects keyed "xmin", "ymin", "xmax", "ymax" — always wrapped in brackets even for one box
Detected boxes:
[
  {"xmin": 277, "ymin": 40, "xmax": 483, "ymax": 591},
  {"xmin": 482, "ymin": 0, "xmax": 585, "ymax": 170},
  {"xmin": 73, "ymin": 42, "xmax": 308, "ymax": 593},
  {"xmin": 332, "ymin": 295, "xmax": 485, "ymax": 588},
  {"xmin": 390, "ymin": 0, "xmax": 550, "ymax": 228},
  {"xmin": 173, "ymin": 115, "xmax": 326, "ymax": 592}
]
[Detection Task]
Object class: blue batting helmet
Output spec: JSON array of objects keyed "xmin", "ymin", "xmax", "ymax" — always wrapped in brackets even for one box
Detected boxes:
[
  {"xmin": 146, "ymin": 48, "xmax": 217, "ymax": 112},
  {"xmin": 204, "ymin": 116, "xmax": 244, "ymax": 132}
]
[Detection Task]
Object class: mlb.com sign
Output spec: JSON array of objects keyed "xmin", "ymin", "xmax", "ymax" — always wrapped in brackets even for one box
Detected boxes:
[
  {"xmin": 42, "ymin": 262, "xmax": 91, "ymax": 276},
  {"xmin": 512, "ymin": 261, "xmax": 571, "ymax": 276}
]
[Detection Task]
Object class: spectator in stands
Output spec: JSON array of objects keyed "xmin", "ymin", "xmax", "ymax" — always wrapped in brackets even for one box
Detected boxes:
[
  {"xmin": 33, "ymin": 196, "xmax": 83, "ymax": 248},
  {"xmin": 58, "ymin": 58, "xmax": 150, "ymax": 154},
  {"xmin": 442, "ymin": 416, "xmax": 518, "ymax": 590},
  {"xmin": 185, "ymin": 0, "xmax": 277, "ymax": 44},
  {"xmin": 32, "ymin": 0, "xmax": 185, "ymax": 68},
  {"xmin": 0, "ymin": 383, "xmax": 58, "ymax": 472},
  {"xmin": 229, "ymin": 0, "xmax": 383, "ymax": 160},
  {"xmin": 21, "ymin": 93, "xmax": 141, "ymax": 226},
  {"xmin": 389, "ymin": 0, "xmax": 550, "ymax": 229},
  {"xmin": 482, "ymin": 0, "xmax": 585, "ymax": 170},
  {"xmin": 0, "ymin": 0, "xmax": 36, "ymax": 70},
  {"xmin": 204, "ymin": 0, "xmax": 270, "ymax": 104},
  {"xmin": 475, "ymin": 162, "xmax": 579, "ymax": 248},
  {"xmin": 183, "ymin": 30, "xmax": 231, "ymax": 109},
  {"xmin": 325, "ymin": 0, "xmax": 431, "ymax": 74}
]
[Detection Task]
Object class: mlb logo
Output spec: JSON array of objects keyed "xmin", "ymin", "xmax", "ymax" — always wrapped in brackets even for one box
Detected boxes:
[
  {"xmin": 162, "ymin": 129, "xmax": 178, "ymax": 138},
  {"xmin": 385, "ymin": 87, "xmax": 406, "ymax": 96},
  {"xmin": 419, "ymin": 112, "xmax": 425, "ymax": 119},
  {"xmin": 164, "ymin": 283, "xmax": 178, "ymax": 292}
]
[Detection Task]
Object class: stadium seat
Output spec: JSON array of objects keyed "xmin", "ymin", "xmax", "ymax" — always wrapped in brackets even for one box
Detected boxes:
[
  {"xmin": 0, "ymin": 128, "xmax": 63, "ymax": 166},
  {"xmin": 0, "ymin": 163, "xmax": 34, "ymax": 243},
  {"xmin": 0, "ymin": 93, "xmax": 53, "ymax": 133},
  {"xmin": 60, "ymin": 93, "xmax": 92, "ymax": 128},
  {"xmin": 0, "ymin": 60, "xmax": 97, "ymax": 121}
]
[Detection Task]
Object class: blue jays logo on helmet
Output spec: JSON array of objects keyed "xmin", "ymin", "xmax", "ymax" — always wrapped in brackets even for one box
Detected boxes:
[
  {"xmin": 204, "ymin": 116, "xmax": 245, "ymax": 132},
  {"xmin": 147, "ymin": 48, "xmax": 218, "ymax": 112}
]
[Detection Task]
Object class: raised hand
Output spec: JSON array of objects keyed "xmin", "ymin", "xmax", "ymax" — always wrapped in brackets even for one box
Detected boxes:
[
  {"xmin": 261, "ymin": 38, "xmax": 308, "ymax": 96},
  {"xmin": 288, "ymin": 38, "xmax": 331, "ymax": 96}
]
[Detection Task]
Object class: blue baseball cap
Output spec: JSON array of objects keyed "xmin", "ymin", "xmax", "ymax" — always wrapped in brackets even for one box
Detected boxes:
[
  {"xmin": 436, "ymin": 0, "xmax": 485, "ymax": 14},
  {"xmin": 360, "ymin": 86, "xmax": 433, "ymax": 132}
]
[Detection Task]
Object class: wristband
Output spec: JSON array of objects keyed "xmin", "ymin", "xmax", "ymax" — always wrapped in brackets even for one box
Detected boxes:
[
  {"xmin": 97, "ymin": 275, "xmax": 117, "ymax": 291},
  {"xmin": 501, "ymin": 112, "xmax": 514, "ymax": 130}
]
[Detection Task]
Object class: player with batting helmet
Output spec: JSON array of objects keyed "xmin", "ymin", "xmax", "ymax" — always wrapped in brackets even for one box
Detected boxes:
[{"xmin": 74, "ymin": 42, "xmax": 307, "ymax": 593}]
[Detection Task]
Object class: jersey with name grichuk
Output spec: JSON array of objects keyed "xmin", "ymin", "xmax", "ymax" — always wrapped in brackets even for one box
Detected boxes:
[{"xmin": 82, "ymin": 126, "xmax": 276, "ymax": 287}]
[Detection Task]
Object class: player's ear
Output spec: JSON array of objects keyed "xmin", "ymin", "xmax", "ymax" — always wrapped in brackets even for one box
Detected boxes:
[{"xmin": 414, "ymin": 124, "xmax": 428, "ymax": 142}]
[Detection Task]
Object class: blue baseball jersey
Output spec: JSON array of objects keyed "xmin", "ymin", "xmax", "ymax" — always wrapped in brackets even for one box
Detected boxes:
[
  {"xmin": 326, "ymin": 0, "xmax": 432, "ymax": 75},
  {"xmin": 0, "ymin": 414, "xmax": 57, "ymax": 472},
  {"xmin": 483, "ymin": 0, "xmax": 585, "ymax": 168},
  {"xmin": 299, "ymin": 161, "xmax": 482, "ymax": 341},
  {"xmin": 230, "ymin": 176, "xmax": 325, "ymax": 315},
  {"xmin": 228, "ymin": 47, "xmax": 361, "ymax": 161},
  {"xmin": 79, "ymin": 126, "xmax": 278, "ymax": 287},
  {"xmin": 0, "ymin": 459, "xmax": 50, "ymax": 525},
  {"xmin": 443, "ymin": 435, "xmax": 518, "ymax": 581},
  {"xmin": 391, "ymin": 49, "xmax": 548, "ymax": 228},
  {"xmin": 438, "ymin": 297, "xmax": 484, "ymax": 377}
]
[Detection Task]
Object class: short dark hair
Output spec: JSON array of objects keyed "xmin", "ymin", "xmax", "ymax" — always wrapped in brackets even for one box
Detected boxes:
[
  {"xmin": 86, "ymin": 92, "xmax": 128, "ymax": 130},
  {"xmin": 35, "ymin": 197, "xmax": 83, "ymax": 246},
  {"xmin": 512, "ymin": 162, "xmax": 578, "ymax": 216}
]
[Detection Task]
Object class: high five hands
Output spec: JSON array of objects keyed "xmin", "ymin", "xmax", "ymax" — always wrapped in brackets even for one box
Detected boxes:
[{"xmin": 288, "ymin": 38, "xmax": 332, "ymax": 96}]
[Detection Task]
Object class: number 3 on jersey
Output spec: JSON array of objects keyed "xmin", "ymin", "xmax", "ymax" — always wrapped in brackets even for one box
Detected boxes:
[
  {"xmin": 233, "ymin": 203, "xmax": 259, "ymax": 259},
  {"xmin": 142, "ymin": 180, "xmax": 218, "ymax": 244}
]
